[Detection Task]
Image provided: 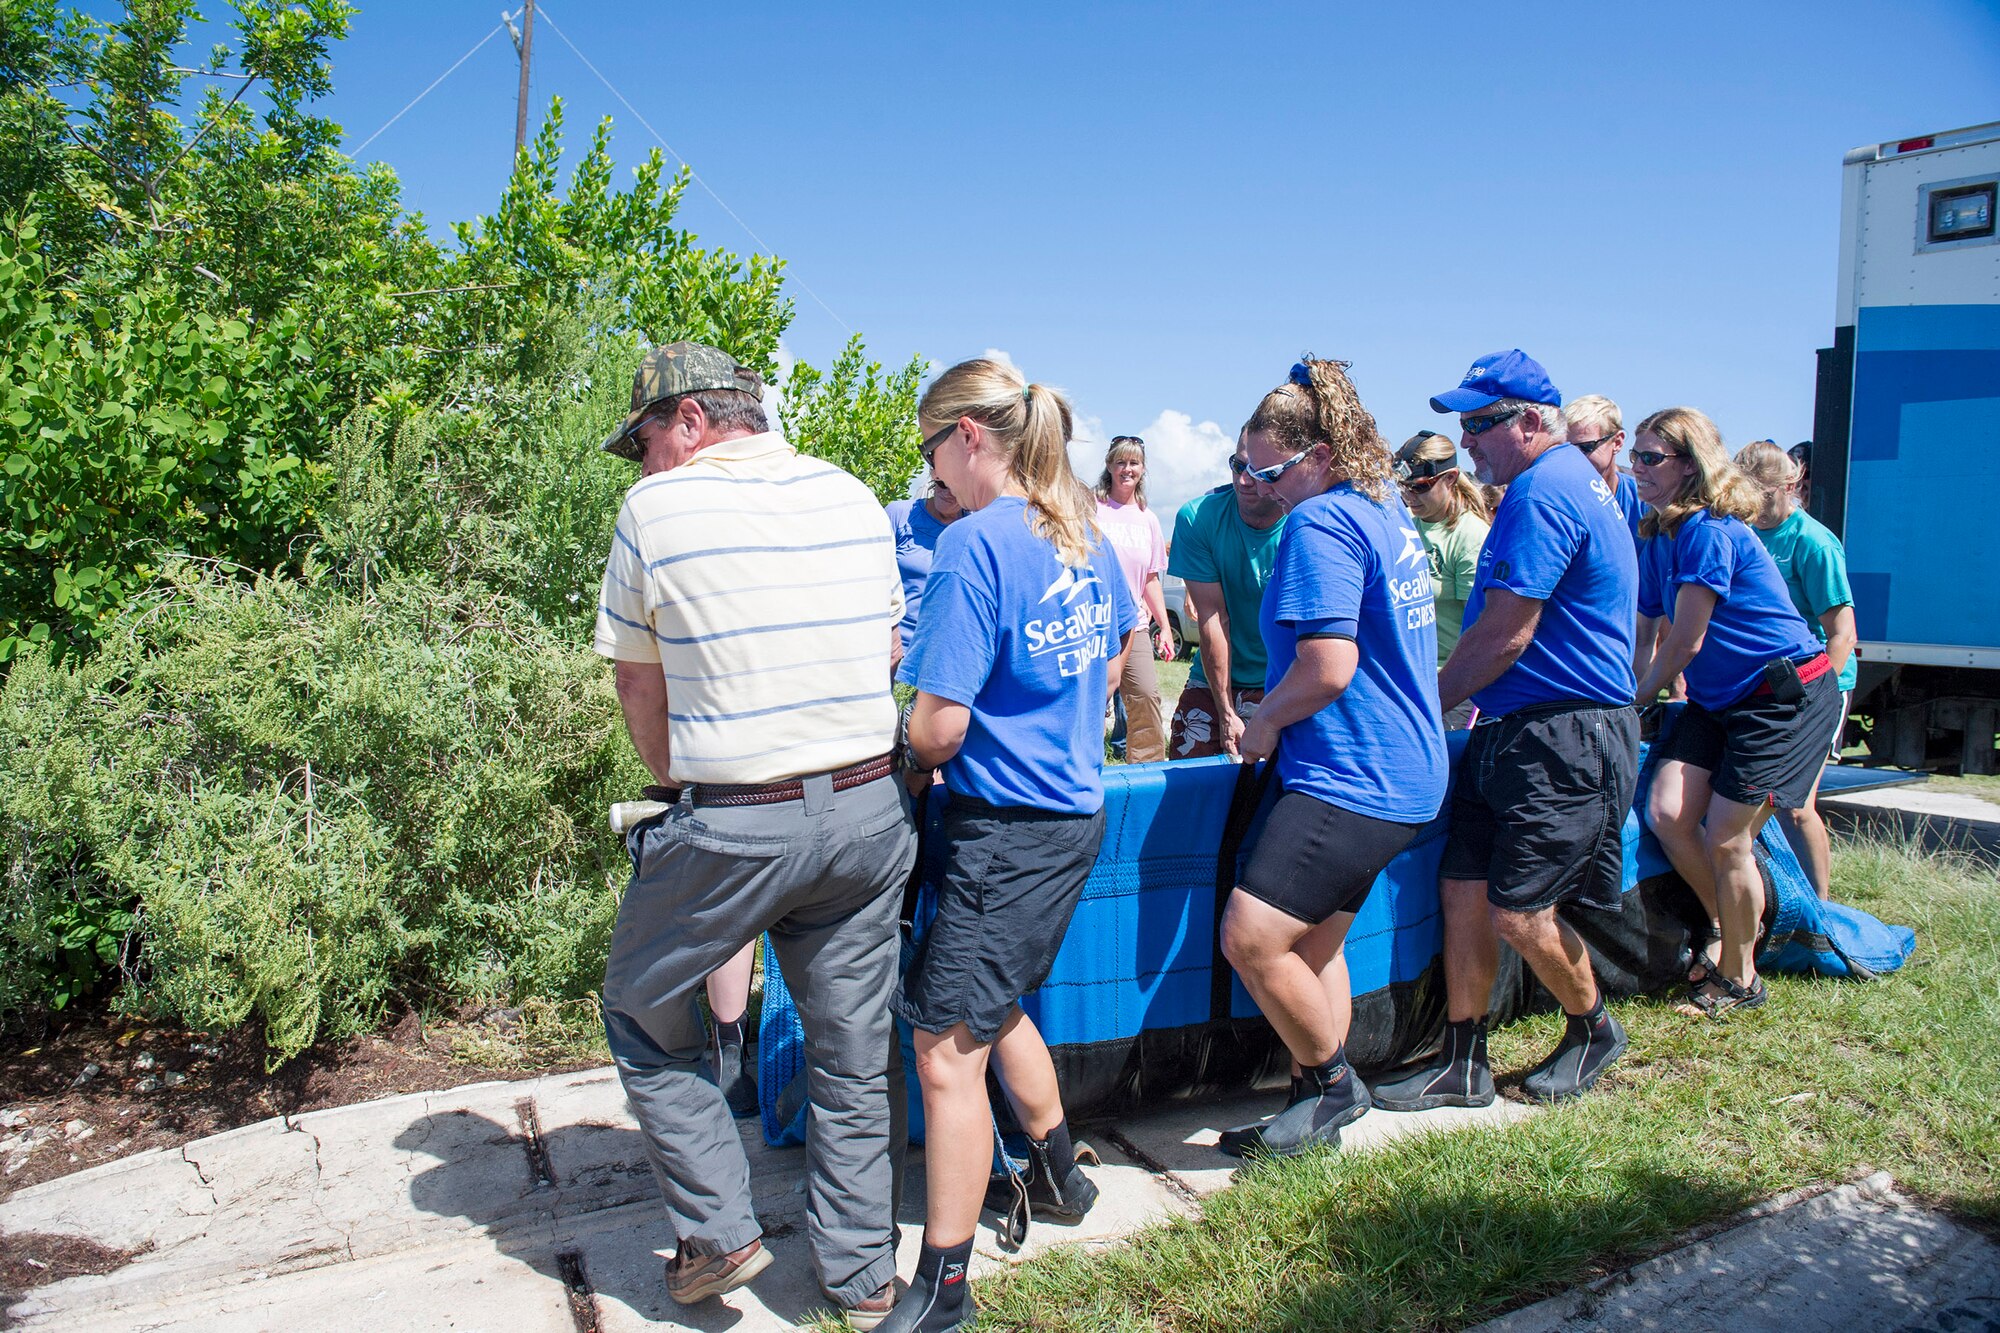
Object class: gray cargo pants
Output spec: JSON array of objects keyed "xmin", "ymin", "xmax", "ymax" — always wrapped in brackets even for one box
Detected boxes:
[{"xmin": 602, "ymin": 769, "xmax": 914, "ymax": 1307}]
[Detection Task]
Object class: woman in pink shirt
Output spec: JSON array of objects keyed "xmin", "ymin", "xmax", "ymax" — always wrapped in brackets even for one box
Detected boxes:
[{"xmin": 1095, "ymin": 436, "xmax": 1177, "ymax": 763}]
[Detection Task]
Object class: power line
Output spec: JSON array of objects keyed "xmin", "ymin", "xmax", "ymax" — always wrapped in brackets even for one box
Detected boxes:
[
  {"xmin": 535, "ymin": 5, "xmax": 854, "ymax": 337},
  {"xmin": 353, "ymin": 23, "xmax": 506, "ymax": 156}
]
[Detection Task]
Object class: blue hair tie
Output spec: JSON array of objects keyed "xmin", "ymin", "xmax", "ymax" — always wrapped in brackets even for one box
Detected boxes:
[{"xmin": 1288, "ymin": 361, "xmax": 1313, "ymax": 387}]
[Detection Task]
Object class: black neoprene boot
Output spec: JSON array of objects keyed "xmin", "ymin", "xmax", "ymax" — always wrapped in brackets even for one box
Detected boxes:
[
  {"xmin": 984, "ymin": 1120, "xmax": 1100, "ymax": 1241},
  {"xmin": 1370, "ymin": 1017, "xmax": 1495, "ymax": 1111},
  {"xmin": 1225, "ymin": 1051, "xmax": 1368, "ymax": 1159},
  {"xmin": 1521, "ymin": 998, "xmax": 1627, "ymax": 1103},
  {"xmin": 875, "ymin": 1238, "xmax": 976, "ymax": 1333},
  {"xmin": 1218, "ymin": 1073, "xmax": 1308, "ymax": 1156},
  {"xmin": 711, "ymin": 1018, "xmax": 758, "ymax": 1119}
]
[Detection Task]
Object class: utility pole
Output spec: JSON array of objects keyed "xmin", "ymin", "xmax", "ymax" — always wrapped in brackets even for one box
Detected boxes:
[{"xmin": 503, "ymin": 1, "xmax": 536, "ymax": 154}]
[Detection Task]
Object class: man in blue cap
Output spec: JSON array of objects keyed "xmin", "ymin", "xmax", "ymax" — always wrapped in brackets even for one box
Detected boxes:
[{"xmin": 1373, "ymin": 350, "xmax": 1641, "ymax": 1109}]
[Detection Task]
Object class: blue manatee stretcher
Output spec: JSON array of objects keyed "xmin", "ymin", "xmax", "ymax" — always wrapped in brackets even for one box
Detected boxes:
[{"xmin": 758, "ymin": 710, "xmax": 1915, "ymax": 1146}]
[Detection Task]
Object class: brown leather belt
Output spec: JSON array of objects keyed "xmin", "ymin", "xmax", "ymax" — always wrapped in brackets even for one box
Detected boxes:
[{"xmin": 690, "ymin": 752, "xmax": 897, "ymax": 808}]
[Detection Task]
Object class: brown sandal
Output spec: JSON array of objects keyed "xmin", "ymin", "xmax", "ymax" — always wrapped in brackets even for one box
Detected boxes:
[{"xmin": 1677, "ymin": 972, "xmax": 1767, "ymax": 1019}]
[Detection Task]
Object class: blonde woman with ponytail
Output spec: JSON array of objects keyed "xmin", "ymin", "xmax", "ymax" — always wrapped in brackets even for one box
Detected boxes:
[
  {"xmin": 1632, "ymin": 408, "xmax": 1844, "ymax": 1021},
  {"xmin": 1394, "ymin": 430, "xmax": 1491, "ymax": 729},
  {"xmin": 886, "ymin": 358, "xmax": 1139, "ymax": 1333}
]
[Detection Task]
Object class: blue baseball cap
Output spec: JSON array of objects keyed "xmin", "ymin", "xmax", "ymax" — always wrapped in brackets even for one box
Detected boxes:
[{"xmin": 1429, "ymin": 349, "xmax": 1562, "ymax": 413}]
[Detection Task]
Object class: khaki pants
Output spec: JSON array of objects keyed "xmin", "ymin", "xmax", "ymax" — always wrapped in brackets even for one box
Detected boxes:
[{"xmin": 1119, "ymin": 636, "xmax": 1166, "ymax": 764}]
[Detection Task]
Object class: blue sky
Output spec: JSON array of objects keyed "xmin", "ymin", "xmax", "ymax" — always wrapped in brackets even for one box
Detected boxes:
[{"xmin": 315, "ymin": 0, "xmax": 2000, "ymax": 515}]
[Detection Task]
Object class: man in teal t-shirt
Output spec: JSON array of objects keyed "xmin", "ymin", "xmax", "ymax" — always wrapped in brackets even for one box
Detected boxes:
[{"xmin": 1165, "ymin": 445, "xmax": 1287, "ymax": 758}]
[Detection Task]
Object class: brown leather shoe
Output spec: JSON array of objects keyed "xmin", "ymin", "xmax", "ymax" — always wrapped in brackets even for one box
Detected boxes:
[
  {"xmin": 839, "ymin": 1282, "xmax": 896, "ymax": 1330},
  {"xmin": 665, "ymin": 1237, "xmax": 773, "ymax": 1305}
]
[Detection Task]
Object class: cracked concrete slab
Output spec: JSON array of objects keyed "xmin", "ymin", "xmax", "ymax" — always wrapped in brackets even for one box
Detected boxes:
[
  {"xmin": 0, "ymin": 1064, "xmax": 1539, "ymax": 1332},
  {"xmin": 1473, "ymin": 1173, "xmax": 2000, "ymax": 1333},
  {"xmin": 1102, "ymin": 1087, "xmax": 1535, "ymax": 1198}
]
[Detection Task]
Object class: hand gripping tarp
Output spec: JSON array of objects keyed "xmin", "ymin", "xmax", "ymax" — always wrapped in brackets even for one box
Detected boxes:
[{"xmin": 757, "ymin": 714, "xmax": 1915, "ymax": 1144}]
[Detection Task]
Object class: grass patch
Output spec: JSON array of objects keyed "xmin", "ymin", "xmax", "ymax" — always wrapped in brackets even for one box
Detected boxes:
[
  {"xmin": 1919, "ymin": 773, "xmax": 2000, "ymax": 804},
  {"xmin": 965, "ymin": 837, "xmax": 2000, "ymax": 1331}
]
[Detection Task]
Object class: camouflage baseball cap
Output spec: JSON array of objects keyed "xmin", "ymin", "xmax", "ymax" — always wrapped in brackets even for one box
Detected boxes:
[{"xmin": 601, "ymin": 341, "xmax": 766, "ymax": 461}]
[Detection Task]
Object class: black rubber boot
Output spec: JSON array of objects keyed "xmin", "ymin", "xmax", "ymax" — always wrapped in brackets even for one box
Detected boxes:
[
  {"xmin": 712, "ymin": 1019, "xmax": 758, "ymax": 1119},
  {"xmin": 1217, "ymin": 1073, "xmax": 1308, "ymax": 1156},
  {"xmin": 875, "ymin": 1238, "xmax": 976, "ymax": 1333},
  {"xmin": 983, "ymin": 1121, "xmax": 1100, "ymax": 1226},
  {"xmin": 1521, "ymin": 999, "xmax": 1628, "ymax": 1103},
  {"xmin": 1225, "ymin": 1052, "xmax": 1368, "ymax": 1159},
  {"xmin": 1370, "ymin": 1017, "xmax": 1495, "ymax": 1111}
]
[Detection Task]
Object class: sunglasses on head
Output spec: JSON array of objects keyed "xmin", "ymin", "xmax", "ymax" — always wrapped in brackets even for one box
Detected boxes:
[
  {"xmin": 1631, "ymin": 448, "xmax": 1684, "ymax": 467},
  {"xmin": 1229, "ymin": 447, "xmax": 1313, "ymax": 484},
  {"xmin": 1461, "ymin": 406, "xmax": 1526, "ymax": 437}
]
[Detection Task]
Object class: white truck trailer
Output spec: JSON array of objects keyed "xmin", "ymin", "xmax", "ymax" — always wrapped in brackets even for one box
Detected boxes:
[{"xmin": 1811, "ymin": 119, "xmax": 2000, "ymax": 772}]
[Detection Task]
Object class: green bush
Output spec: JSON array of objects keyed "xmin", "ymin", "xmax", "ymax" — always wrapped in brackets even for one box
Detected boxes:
[{"xmin": 0, "ymin": 564, "xmax": 646, "ymax": 1060}]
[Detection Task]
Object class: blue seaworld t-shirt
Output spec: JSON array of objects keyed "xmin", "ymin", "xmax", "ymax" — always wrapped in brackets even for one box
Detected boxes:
[
  {"xmin": 1616, "ymin": 472, "xmax": 1644, "ymax": 543},
  {"xmin": 1261, "ymin": 484, "xmax": 1448, "ymax": 824},
  {"xmin": 1639, "ymin": 509, "xmax": 1824, "ymax": 711},
  {"xmin": 899, "ymin": 496, "xmax": 1140, "ymax": 814},
  {"xmin": 1464, "ymin": 444, "xmax": 1639, "ymax": 715},
  {"xmin": 885, "ymin": 497, "xmax": 949, "ymax": 649}
]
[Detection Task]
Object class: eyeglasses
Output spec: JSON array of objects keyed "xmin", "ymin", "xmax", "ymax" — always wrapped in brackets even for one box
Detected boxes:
[
  {"xmin": 1631, "ymin": 449, "xmax": 1684, "ymax": 467},
  {"xmin": 1572, "ymin": 437, "xmax": 1618, "ymax": 451},
  {"xmin": 1461, "ymin": 406, "xmax": 1525, "ymax": 437},
  {"xmin": 1400, "ymin": 474, "xmax": 1446, "ymax": 492},
  {"xmin": 1229, "ymin": 448, "xmax": 1312, "ymax": 485},
  {"xmin": 1110, "ymin": 435, "xmax": 1145, "ymax": 448},
  {"xmin": 919, "ymin": 421, "xmax": 957, "ymax": 467}
]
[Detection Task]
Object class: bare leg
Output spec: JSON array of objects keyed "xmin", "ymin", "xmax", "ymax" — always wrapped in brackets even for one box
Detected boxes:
[
  {"xmin": 1441, "ymin": 877, "xmax": 1499, "ymax": 1021},
  {"xmin": 1777, "ymin": 788, "xmax": 1833, "ymax": 902},
  {"xmin": 989, "ymin": 1006, "xmax": 1064, "ymax": 1138},
  {"xmin": 910, "ymin": 1023, "xmax": 996, "ymax": 1248},
  {"xmin": 1294, "ymin": 917, "xmax": 1358, "ymax": 1056},
  {"xmin": 1220, "ymin": 890, "xmax": 1344, "ymax": 1067},
  {"xmin": 1492, "ymin": 906, "xmax": 1598, "ymax": 1014},
  {"xmin": 1648, "ymin": 759, "xmax": 1718, "ymax": 918},
  {"xmin": 704, "ymin": 940, "xmax": 757, "ymax": 1025},
  {"xmin": 1703, "ymin": 793, "xmax": 1775, "ymax": 987}
]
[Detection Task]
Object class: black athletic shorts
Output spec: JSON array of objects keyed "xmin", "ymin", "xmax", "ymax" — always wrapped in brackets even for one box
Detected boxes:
[
  {"xmin": 1440, "ymin": 700, "xmax": 1640, "ymax": 915},
  {"xmin": 1656, "ymin": 670, "xmax": 1844, "ymax": 810},
  {"xmin": 1239, "ymin": 790, "xmax": 1427, "ymax": 925},
  {"xmin": 893, "ymin": 795, "xmax": 1105, "ymax": 1044}
]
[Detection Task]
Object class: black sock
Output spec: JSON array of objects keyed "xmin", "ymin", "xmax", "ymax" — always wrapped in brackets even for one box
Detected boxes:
[
  {"xmin": 908, "ymin": 1237, "xmax": 973, "ymax": 1319},
  {"xmin": 1567, "ymin": 995, "xmax": 1609, "ymax": 1033},
  {"xmin": 1038, "ymin": 1119, "xmax": 1074, "ymax": 1171},
  {"xmin": 715, "ymin": 1018, "xmax": 747, "ymax": 1047},
  {"xmin": 1309, "ymin": 1047, "xmax": 1350, "ymax": 1093}
]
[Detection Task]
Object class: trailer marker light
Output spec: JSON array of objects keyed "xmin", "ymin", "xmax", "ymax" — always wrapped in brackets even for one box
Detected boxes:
[{"xmin": 1895, "ymin": 137, "xmax": 1935, "ymax": 154}]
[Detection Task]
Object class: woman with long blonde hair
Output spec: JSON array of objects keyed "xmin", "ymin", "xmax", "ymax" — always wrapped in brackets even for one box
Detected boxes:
[
  {"xmin": 1211, "ymin": 358, "xmax": 1447, "ymax": 1158},
  {"xmin": 1735, "ymin": 439, "xmax": 1857, "ymax": 902},
  {"xmin": 1393, "ymin": 430, "xmax": 1490, "ymax": 728},
  {"xmin": 1632, "ymin": 408, "xmax": 1843, "ymax": 1019},
  {"xmin": 887, "ymin": 358, "xmax": 1139, "ymax": 1333}
]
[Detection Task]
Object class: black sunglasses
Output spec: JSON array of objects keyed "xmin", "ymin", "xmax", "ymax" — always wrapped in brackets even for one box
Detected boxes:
[
  {"xmin": 1631, "ymin": 448, "xmax": 1684, "ymax": 467},
  {"xmin": 1461, "ymin": 406, "xmax": 1526, "ymax": 437},
  {"xmin": 1572, "ymin": 436, "xmax": 1619, "ymax": 451},
  {"xmin": 919, "ymin": 421, "xmax": 957, "ymax": 467}
]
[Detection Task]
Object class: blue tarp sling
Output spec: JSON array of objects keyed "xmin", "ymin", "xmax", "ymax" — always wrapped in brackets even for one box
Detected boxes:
[{"xmin": 757, "ymin": 710, "xmax": 1915, "ymax": 1146}]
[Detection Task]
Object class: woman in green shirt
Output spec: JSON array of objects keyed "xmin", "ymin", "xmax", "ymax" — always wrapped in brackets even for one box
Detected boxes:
[
  {"xmin": 1395, "ymin": 431, "xmax": 1493, "ymax": 728},
  {"xmin": 1737, "ymin": 440, "xmax": 1858, "ymax": 902}
]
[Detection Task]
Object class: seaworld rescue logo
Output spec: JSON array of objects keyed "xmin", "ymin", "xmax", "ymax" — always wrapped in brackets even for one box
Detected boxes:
[{"xmin": 1028, "ymin": 566, "xmax": 1115, "ymax": 677}]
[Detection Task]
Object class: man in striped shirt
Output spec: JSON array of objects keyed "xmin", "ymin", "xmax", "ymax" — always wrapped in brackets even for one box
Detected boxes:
[{"xmin": 593, "ymin": 342, "xmax": 915, "ymax": 1326}]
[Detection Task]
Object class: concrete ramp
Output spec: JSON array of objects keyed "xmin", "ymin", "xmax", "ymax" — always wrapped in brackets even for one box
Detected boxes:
[{"xmin": 1475, "ymin": 1173, "xmax": 2000, "ymax": 1333}]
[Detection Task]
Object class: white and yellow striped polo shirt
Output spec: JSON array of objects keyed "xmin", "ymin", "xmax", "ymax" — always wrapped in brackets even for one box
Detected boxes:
[{"xmin": 593, "ymin": 431, "xmax": 903, "ymax": 785}]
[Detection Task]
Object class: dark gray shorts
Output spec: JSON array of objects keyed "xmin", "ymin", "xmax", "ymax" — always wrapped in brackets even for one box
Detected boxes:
[
  {"xmin": 1657, "ymin": 671, "xmax": 1844, "ymax": 810},
  {"xmin": 893, "ymin": 796, "xmax": 1105, "ymax": 1044},
  {"xmin": 1440, "ymin": 701, "xmax": 1640, "ymax": 915}
]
